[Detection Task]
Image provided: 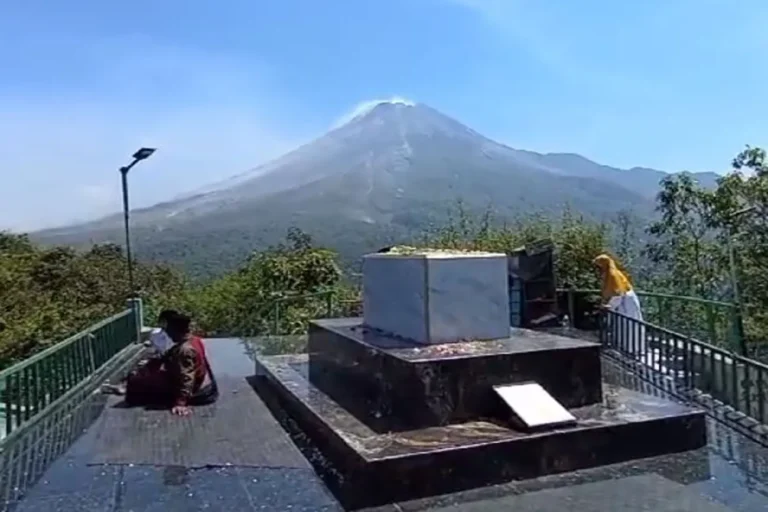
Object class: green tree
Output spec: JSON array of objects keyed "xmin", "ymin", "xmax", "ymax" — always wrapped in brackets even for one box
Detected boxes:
[
  {"xmin": 645, "ymin": 173, "xmax": 725, "ymax": 298},
  {"xmin": 420, "ymin": 204, "xmax": 610, "ymax": 289},
  {"xmin": 643, "ymin": 146, "xmax": 768, "ymax": 351},
  {"xmin": 190, "ymin": 228, "xmax": 344, "ymax": 336},
  {"xmin": 0, "ymin": 234, "xmax": 188, "ymax": 365}
]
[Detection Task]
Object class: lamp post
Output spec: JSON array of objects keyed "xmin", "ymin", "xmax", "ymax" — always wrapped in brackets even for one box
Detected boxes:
[
  {"xmin": 120, "ymin": 147, "xmax": 156, "ymax": 300},
  {"xmin": 725, "ymin": 205, "xmax": 756, "ymax": 355}
]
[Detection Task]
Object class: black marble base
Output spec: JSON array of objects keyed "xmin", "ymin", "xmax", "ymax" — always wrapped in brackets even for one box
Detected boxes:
[
  {"xmin": 308, "ymin": 318, "xmax": 603, "ymax": 431},
  {"xmin": 257, "ymin": 354, "xmax": 707, "ymax": 510}
]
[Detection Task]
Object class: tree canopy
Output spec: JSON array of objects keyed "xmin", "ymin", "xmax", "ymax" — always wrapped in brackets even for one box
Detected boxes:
[
  {"xmin": 0, "ymin": 233, "xmax": 187, "ymax": 365},
  {"xmin": 646, "ymin": 146, "xmax": 768, "ymax": 348}
]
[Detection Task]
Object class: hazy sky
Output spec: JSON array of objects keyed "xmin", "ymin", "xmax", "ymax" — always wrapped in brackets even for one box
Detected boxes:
[{"xmin": 2, "ymin": 0, "xmax": 768, "ymax": 231}]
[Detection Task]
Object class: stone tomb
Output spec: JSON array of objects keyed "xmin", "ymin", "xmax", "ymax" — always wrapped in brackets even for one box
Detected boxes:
[
  {"xmin": 306, "ymin": 319, "xmax": 603, "ymax": 432},
  {"xmin": 255, "ymin": 250, "xmax": 707, "ymax": 509},
  {"xmin": 362, "ymin": 251, "xmax": 510, "ymax": 344}
]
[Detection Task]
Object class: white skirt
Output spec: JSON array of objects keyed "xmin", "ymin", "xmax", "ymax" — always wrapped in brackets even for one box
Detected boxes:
[{"xmin": 607, "ymin": 290, "xmax": 646, "ymax": 358}]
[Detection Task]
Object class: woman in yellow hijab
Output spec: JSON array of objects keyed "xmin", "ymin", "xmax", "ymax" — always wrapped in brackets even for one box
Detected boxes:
[
  {"xmin": 594, "ymin": 254, "xmax": 644, "ymax": 319},
  {"xmin": 594, "ymin": 254, "xmax": 645, "ymax": 356}
]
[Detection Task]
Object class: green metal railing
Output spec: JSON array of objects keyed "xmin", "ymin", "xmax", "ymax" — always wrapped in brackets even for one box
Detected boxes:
[
  {"xmin": 560, "ymin": 288, "xmax": 743, "ymax": 354},
  {"xmin": 268, "ymin": 290, "xmax": 361, "ymax": 335},
  {"xmin": 602, "ymin": 309, "xmax": 768, "ymax": 430},
  {"xmin": 0, "ymin": 308, "xmax": 137, "ymax": 439},
  {"xmin": 265, "ymin": 288, "xmax": 742, "ymax": 352}
]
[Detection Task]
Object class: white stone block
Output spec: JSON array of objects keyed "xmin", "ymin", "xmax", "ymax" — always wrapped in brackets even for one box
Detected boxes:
[{"xmin": 362, "ymin": 251, "xmax": 510, "ymax": 344}]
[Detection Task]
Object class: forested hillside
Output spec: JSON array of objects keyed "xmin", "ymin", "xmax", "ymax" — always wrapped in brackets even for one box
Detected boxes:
[{"xmin": 4, "ymin": 146, "xmax": 768, "ymax": 366}]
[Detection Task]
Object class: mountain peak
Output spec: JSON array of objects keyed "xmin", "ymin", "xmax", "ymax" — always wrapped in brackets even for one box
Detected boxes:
[
  {"xmin": 330, "ymin": 98, "xmax": 484, "ymax": 144},
  {"xmin": 334, "ymin": 97, "xmax": 417, "ymax": 128},
  {"xmin": 34, "ymin": 98, "xmax": 674, "ymax": 269},
  {"xmin": 364, "ymin": 99, "xmax": 416, "ymax": 117},
  {"xmin": 356, "ymin": 97, "xmax": 416, "ymax": 116}
]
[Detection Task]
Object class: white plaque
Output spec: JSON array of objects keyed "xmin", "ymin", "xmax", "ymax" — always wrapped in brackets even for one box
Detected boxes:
[{"xmin": 493, "ymin": 382, "xmax": 577, "ymax": 430}]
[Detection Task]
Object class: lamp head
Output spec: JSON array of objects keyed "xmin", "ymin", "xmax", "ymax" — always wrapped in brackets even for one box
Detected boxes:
[{"xmin": 132, "ymin": 147, "xmax": 156, "ymax": 161}]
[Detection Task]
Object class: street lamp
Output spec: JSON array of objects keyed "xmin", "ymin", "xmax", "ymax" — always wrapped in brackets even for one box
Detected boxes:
[
  {"xmin": 120, "ymin": 147, "xmax": 156, "ymax": 299},
  {"xmin": 725, "ymin": 205, "xmax": 756, "ymax": 355}
]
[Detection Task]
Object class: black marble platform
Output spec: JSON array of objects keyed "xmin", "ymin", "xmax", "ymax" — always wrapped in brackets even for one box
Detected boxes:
[
  {"xmin": 257, "ymin": 353, "xmax": 708, "ymax": 510},
  {"xmin": 308, "ymin": 318, "xmax": 603, "ymax": 431},
  {"xmin": 11, "ymin": 337, "xmax": 768, "ymax": 512}
]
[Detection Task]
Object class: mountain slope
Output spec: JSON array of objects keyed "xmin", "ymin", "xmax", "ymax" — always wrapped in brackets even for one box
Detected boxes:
[
  {"xmin": 32, "ymin": 101, "xmax": 714, "ymax": 276},
  {"xmin": 510, "ymin": 151, "xmax": 719, "ymax": 197}
]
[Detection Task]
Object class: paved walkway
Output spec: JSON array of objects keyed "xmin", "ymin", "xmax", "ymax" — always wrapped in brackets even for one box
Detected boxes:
[
  {"xmin": 10, "ymin": 338, "xmax": 340, "ymax": 512},
  {"xmin": 6, "ymin": 337, "xmax": 768, "ymax": 511}
]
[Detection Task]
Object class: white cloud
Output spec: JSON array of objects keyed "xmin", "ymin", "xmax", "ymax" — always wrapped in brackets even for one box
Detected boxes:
[{"xmin": 331, "ymin": 96, "xmax": 416, "ymax": 129}]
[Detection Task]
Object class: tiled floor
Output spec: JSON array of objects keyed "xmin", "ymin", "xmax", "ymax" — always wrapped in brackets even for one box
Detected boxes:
[{"xmin": 6, "ymin": 337, "xmax": 768, "ymax": 511}]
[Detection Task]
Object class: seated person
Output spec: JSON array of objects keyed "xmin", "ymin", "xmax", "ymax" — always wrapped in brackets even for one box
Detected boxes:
[
  {"xmin": 102, "ymin": 309, "xmax": 177, "ymax": 395},
  {"xmin": 108, "ymin": 312, "xmax": 218, "ymax": 416}
]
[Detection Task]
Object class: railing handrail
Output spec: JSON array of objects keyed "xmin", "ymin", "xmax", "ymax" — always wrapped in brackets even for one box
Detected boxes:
[
  {"xmin": 600, "ymin": 308, "xmax": 768, "ymax": 436},
  {"xmin": 558, "ymin": 288, "xmax": 736, "ymax": 309},
  {"xmin": 0, "ymin": 309, "xmax": 133, "ymax": 380},
  {"xmin": 270, "ymin": 289, "xmax": 335, "ymax": 303},
  {"xmin": 262, "ymin": 287, "xmax": 741, "ymax": 350},
  {"xmin": 605, "ymin": 309, "xmax": 694, "ymax": 340},
  {"xmin": 265, "ymin": 288, "xmax": 735, "ymax": 308},
  {"xmin": 0, "ymin": 337, "xmax": 140, "ymax": 450},
  {"xmin": 606, "ymin": 309, "xmax": 768, "ymax": 370},
  {"xmin": 635, "ymin": 291, "xmax": 735, "ymax": 309},
  {"xmin": 0, "ymin": 307, "xmax": 138, "ymax": 439}
]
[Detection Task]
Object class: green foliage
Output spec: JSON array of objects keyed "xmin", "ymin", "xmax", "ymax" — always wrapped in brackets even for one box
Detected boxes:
[
  {"xmin": 420, "ymin": 202, "xmax": 611, "ymax": 289},
  {"xmin": 646, "ymin": 173, "xmax": 726, "ymax": 297},
  {"xmin": 644, "ymin": 145, "xmax": 768, "ymax": 350},
  {"xmin": 0, "ymin": 227, "xmax": 347, "ymax": 361},
  {"xmin": 6, "ymin": 212, "xmax": 620, "ymax": 358},
  {"xmin": 186, "ymin": 228, "xmax": 344, "ymax": 337},
  {"xmin": 0, "ymin": 232, "xmax": 187, "ymax": 365}
]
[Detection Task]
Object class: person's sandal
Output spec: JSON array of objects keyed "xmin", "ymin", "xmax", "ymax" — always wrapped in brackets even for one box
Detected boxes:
[{"xmin": 101, "ymin": 383, "xmax": 126, "ymax": 396}]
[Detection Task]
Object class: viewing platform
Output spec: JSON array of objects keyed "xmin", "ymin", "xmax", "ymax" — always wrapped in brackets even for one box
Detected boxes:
[{"xmin": 0, "ymin": 276, "xmax": 768, "ymax": 510}]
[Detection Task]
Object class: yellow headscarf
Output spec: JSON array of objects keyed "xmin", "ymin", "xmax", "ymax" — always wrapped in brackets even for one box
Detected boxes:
[{"xmin": 593, "ymin": 254, "xmax": 632, "ymax": 300}]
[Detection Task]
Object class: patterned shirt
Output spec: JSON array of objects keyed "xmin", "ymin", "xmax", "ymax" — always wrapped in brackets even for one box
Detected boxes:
[{"xmin": 162, "ymin": 337, "xmax": 206, "ymax": 406}]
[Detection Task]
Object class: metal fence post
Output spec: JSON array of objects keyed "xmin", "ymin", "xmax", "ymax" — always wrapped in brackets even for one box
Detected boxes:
[
  {"xmin": 682, "ymin": 335, "xmax": 692, "ymax": 391},
  {"xmin": 598, "ymin": 310, "xmax": 607, "ymax": 346},
  {"xmin": 731, "ymin": 306, "xmax": 748, "ymax": 356},
  {"xmin": 125, "ymin": 298, "xmax": 143, "ymax": 343}
]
